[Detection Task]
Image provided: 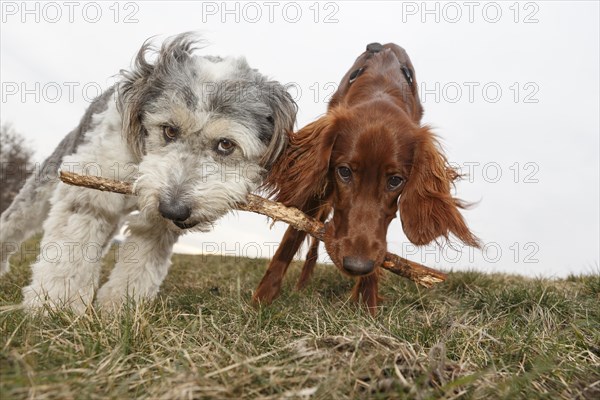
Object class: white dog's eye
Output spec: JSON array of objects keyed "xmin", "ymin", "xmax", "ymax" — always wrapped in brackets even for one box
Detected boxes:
[
  {"xmin": 162, "ymin": 125, "xmax": 180, "ymax": 143},
  {"xmin": 216, "ymin": 138, "xmax": 236, "ymax": 155}
]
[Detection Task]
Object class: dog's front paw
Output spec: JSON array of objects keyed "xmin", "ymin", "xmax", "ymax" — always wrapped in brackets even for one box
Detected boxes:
[
  {"xmin": 21, "ymin": 285, "xmax": 49, "ymax": 312},
  {"xmin": 21, "ymin": 283, "xmax": 92, "ymax": 315},
  {"xmin": 96, "ymin": 268, "xmax": 163, "ymax": 312},
  {"xmin": 95, "ymin": 284, "xmax": 126, "ymax": 312},
  {"xmin": 252, "ymin": 281, "xmax": 282, "ymax": 305},
  {"xmin": 95, "ymin": 283, "xmax": 156, "ymax": 313}
]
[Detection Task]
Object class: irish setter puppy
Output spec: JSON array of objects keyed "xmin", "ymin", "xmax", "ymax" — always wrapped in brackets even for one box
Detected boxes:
[{"xmin": 253, "ymin": 43, "xmax": 480, "ymax": 314}]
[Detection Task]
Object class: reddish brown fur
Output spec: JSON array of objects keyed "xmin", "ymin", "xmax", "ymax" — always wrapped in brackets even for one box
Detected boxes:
[{"xmin": 253, "ymin": 43, "xmax": 480, "ymax": 314}]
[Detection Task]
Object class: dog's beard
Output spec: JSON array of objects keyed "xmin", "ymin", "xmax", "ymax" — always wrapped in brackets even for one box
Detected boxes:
[{"xmin": 134, "ymin": 152, "xmax": 263, "ymax": 232}]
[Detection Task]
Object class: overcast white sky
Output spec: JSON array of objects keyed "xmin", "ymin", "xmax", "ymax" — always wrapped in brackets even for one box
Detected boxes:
[{"xmin": 1, "ymin": 1, "xmax": 598, "ymax": 277}]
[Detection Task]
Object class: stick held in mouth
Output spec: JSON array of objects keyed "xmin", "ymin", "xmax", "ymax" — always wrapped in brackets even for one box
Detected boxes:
[{"xmin": 59, "ymin": 170, "xmax": 447, "ymax": 287}]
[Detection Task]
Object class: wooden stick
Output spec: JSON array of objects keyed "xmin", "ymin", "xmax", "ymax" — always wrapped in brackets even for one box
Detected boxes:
[{"xmin": 59, "ymin": 170, "xmax": 447, "ymax": 287}]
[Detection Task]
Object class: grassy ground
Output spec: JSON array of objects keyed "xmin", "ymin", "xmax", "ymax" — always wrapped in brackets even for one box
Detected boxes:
[{"xmin": 0, "ymin": 239, "xmax": 598, "ymax": 399}]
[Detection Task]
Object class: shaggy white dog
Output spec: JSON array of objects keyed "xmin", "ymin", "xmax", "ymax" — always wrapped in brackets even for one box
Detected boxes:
[{"xmin": 0, "ymin": 33, "xmax": 296, "ymax": 313}]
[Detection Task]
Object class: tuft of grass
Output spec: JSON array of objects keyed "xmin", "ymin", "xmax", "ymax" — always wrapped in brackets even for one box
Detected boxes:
[{"xmin": 1, "ymin": 238, "xmax": 598, "ymax": 399}]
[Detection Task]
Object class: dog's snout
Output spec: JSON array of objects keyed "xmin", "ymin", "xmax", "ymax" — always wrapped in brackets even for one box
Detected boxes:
[
  {"xmin": 342, "ymin": 256, "xmax": 375, "ymax": 276},
  {"xmin": 158, "ymin": 199, "xmax": 191, "ymax": 222},
  {"xmin": 366, "ymin": 42, "xmax": 384, "ymax": 53}
]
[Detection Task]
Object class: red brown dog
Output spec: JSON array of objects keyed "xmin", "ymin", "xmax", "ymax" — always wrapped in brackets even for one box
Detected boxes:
[{"xmin": 253, "ymin": 43, "xmax": 480, "ymax": 314}]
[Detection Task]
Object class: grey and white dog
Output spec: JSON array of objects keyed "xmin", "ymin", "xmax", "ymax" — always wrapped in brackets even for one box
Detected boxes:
[{"xmin": 0, "ymin": 33, "xmax": 296, "ymax": 313}]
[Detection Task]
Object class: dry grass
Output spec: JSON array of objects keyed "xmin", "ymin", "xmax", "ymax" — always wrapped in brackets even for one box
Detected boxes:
[{"xmin": 1, "ymin": 238, "xmax": 599, "ymax": 399}]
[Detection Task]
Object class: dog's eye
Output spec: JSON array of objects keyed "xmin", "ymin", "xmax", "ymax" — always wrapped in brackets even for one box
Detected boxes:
[
  {"xmin": 401, "ymin": 65, "xmax": 413, "ymax": 85},
  {"xmin": 387, "ymin": 176, "xmax": 405, "ymax": 191},
  {"xmin": 216, "ymin": 138, "xmax": 236, "ymax": 155},
  {"xmin": 337, "ymin": 166, "xmax": 352, "ymax": 182},
  {"xmin": 162, "ymin": 125, "xmax": 179, "ymax": 143},
  {"xmin": 349, "ymin": 67, "xmax": 364, "ymax": 84}
]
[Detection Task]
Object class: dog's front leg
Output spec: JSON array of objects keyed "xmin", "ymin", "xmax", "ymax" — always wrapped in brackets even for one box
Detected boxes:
[
  {"xmin": 351, "ymin": 270, "xmax": 382, "ymax": 316},
  {"xmin": 95, "ymin": 215, "xmax": 179, "ymax": 310},
  {"xmin": 21, "ymin": 186, "xmax": 125, "ymax": 314},
  {"xmin": 254, "ymin": 226, "xmax": 307, "ymax": 304}
]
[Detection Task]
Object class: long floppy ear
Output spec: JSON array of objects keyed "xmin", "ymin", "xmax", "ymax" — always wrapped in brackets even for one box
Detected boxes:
[
  {"xmin": 258, "ymin": 83, "xmax": 297, "ymax": 170},
  {"xmin": 399, "ymin": 127, "xmax": 480, "ymax": 248},
  {"xmin": 264, "ymin": 114, "xmax": 337, "ymax": 209},
  {"xmin": 117, "ymin": 33, "xmax": 201, "ymax": 160}
]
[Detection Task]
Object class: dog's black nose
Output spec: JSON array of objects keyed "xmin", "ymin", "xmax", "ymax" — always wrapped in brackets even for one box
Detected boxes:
[
  {"xmin": 159, "ymin": 199, "xmax": 191, "ymax": 222},
  {"xmin": 366, "ymin": 42, "xmax": 384, "ymax": 53},
  {"xmin": 342, "ymin": 256, "xmax": 375, "ymax": 276}
]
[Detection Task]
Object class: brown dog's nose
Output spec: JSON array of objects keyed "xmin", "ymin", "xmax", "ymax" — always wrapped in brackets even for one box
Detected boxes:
[
  {"xmin": 366, "ymin": 42, "xmax": 384, "ymax": 53},
  {"xmin": 342, "ymin": 256, "xmax": 375, "ymax": 275}
]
